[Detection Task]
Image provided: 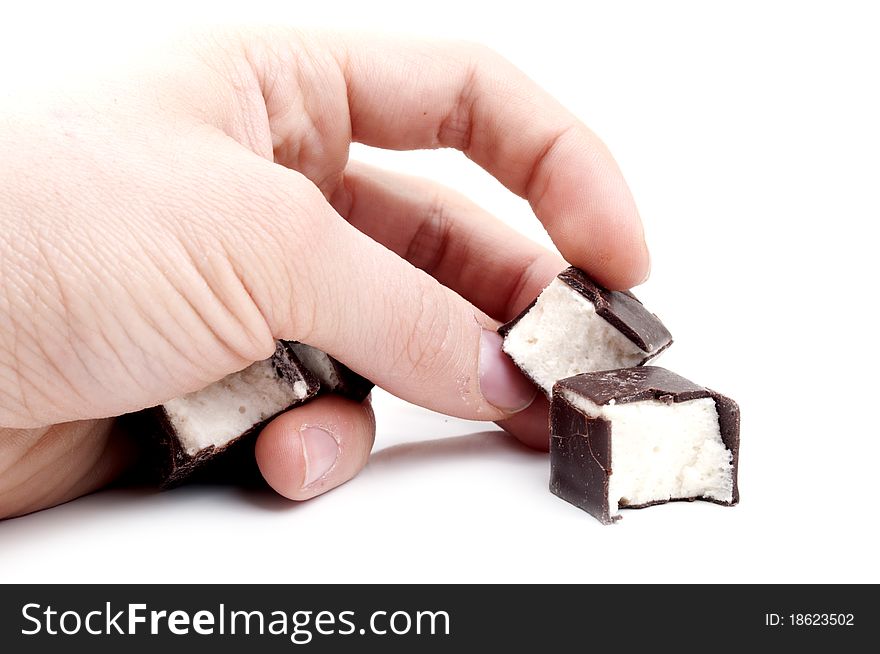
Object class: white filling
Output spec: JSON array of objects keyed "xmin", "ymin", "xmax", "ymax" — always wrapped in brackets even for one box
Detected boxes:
[
  {"xmin": 288, "ymin": 342, "xmax": 340, "ymax": 389},
  {"xmin": 502, "ymin": 279, "xmax": 649, "ymax": 394},
  {"xmin": 163, "ymin": 359, "xmax": 309, "ymax": 456},
  {"xmin": 562, "ymin": 390, "xmax": 734, "ymax": 518}
]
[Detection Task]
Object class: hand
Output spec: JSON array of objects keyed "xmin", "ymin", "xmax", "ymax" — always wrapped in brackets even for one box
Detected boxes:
[{"xmin": 0, "ymin": 29, "xmax": 649, "ymax": 518}]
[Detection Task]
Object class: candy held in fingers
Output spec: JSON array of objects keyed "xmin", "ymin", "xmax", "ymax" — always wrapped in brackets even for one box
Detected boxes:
[
  {"xmin": 550, "ymin": 367, "xmax": 739, "ymax": 524},
  {"xmin": 141, "ymin": 341, "xmax": 372, "ymax": 487},
  {"xmin": 145, "ymin": 342, "xmax": 318, "ymax": 486},
  {"xmin": 499, "ymin": 267, "xmax": 672, "ymax": 395}
]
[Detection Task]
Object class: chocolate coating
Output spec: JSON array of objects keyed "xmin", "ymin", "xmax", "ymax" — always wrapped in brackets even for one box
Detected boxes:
[
  {"xmin": 550, "ymin": 393, "xmax": 615, "ymax": 523},
  {"xmin": 555, "ymin": 366, "xmax": 710, "ymax": 406},
  {"xmin": 557, "ymin": 267, "xmax": 671, "ymax": 355}
]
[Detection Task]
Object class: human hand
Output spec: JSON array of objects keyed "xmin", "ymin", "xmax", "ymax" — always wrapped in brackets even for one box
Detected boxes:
[{"xmin": 0, "ymin": 29, "xmax": 649, "ymax": 518}]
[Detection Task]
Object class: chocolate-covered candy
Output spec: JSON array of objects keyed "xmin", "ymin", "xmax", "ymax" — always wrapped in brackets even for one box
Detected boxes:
[
  {"xmin": 145, "ymin": 341, "xmax": 319, "ymax": 486},
  {"xmin": 140, "ymin": 341, "xmax": 373, "ymax": 487},
  {"xmin": 550, "ymin": 366, "xmax": 739, "ymax": 524},
  {"xmin": 499, "ymin": 267, "xmax": 672, "ymax": 395}
]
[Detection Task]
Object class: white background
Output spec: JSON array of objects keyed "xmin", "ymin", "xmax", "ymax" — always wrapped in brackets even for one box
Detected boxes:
[{"xmin": 1, "ymin": 0, "xmax": 878, "ymax": 583}]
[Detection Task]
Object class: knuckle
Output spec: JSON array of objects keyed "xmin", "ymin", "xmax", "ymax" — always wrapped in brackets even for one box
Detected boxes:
[
  {"xmin": 171, "ymin": 164, "xmax": 335, "ymax": 346},
  {"xmin": 235, "ymin": 170, "xmax": 335, "ymax": 342},
  {"xmin": 435, "ymin": 42, "xmax": 513, "ymax": 152}
]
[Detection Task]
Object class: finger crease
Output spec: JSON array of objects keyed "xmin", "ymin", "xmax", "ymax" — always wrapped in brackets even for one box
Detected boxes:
[
  {"xmin": 436, "ymin": 62, "xmax": 479, "ymax": 153},
  {"xmin": 329, "ymin": 171, "xmax": 356, "ymax": 223},
  {"xmin": 403, "ymin": 197, "xmax": 454, "ymax": 276}
]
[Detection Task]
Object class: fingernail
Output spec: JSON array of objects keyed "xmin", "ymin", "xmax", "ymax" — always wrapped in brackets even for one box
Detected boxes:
[
  {"xmin": 639, "ymin": 249, "xmax": 652, "ymax": 285},
  {"xmin": 300, "ymin": 426, "xmax": 339, "ymax": 488},
  {"xmin": 639, "ymin": 235, "xmax": 652, "ymax": 285},
  {"xmin": 479, "ymin": 329, "xmax": 538, "ymax": 412}
]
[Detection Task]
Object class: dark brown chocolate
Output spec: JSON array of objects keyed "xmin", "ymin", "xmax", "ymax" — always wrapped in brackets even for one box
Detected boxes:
[
  {"xmin": 499, "ymin": 267, "xmax": 673, "ymax": 361},
  {"xmin": 556, "ymin": 366, "xmax": 712, "ymax": 406},
  {"xmin": 550, "ymin": 366, "xmax": 740, "ymax": 524},
  {"xmin": 550, "ymin": 393, "xmax": 614, "ymax": 522},
  {"xmin": 324, "ymin": 357, "xmax": 374, "ymax": 402}
]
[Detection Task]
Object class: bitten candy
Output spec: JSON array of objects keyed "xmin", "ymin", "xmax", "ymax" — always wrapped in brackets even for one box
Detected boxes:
[
  {"xmin": 499, "ymin": 267, "xmax": 672, "ymax": 395},
  {"xmin": 550, "ymin": 367, "xmax": 739, "ymax": 524}
]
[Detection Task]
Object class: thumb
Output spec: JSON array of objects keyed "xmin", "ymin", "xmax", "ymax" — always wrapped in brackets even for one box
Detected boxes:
[
  {"xmin": 233, "ymin": 161, "xmax": 537, "ymax": 421},
  {"xmin": 255, "ymin": 394, "xmax": 375, "ymax": 501},
  {"xmin": 311, "ymin": 227, "xmax": 538, "ymax": 419}
]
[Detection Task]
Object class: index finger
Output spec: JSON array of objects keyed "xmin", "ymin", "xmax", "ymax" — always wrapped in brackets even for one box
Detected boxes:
[{"xmin": 333, "ymin": 36, "xmax": 649, "ymax": 289}]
